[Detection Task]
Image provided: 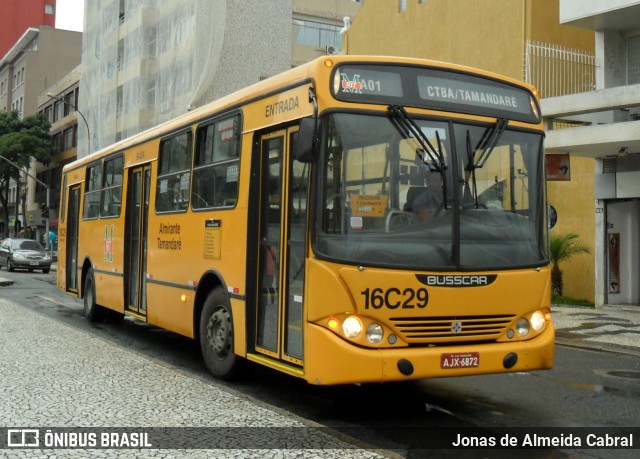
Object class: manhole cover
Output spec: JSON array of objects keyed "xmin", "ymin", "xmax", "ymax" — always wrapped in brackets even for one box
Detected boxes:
[{"xmin": 602, "ymin": 370, "xmax": 640, "ymax": 380}]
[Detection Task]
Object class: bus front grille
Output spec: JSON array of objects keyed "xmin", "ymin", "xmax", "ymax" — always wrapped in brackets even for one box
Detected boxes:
[{"xmin": 389, "ymin": 314, "xmax": 516, "ymax": 343}]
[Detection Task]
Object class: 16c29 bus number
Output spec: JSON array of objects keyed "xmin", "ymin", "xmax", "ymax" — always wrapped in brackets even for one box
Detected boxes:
[{"xmin": 361, "ymin": 287, "xmax": 428, "ymax": 309}]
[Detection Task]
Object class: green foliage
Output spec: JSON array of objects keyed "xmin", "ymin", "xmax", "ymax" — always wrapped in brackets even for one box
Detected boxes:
[
  {"xmin": 0, "ymin": 110, "xmax": 52, "ymax": 229},
  {"xmin": 549, "ymin": 232, "xmax": 590, "ymax": 296},
  {"xmin": 551, "ymin": 294, "xmax": 594, "ymax": 307}
]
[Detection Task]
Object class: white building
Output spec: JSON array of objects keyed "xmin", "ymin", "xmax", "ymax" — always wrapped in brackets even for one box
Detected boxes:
[
  {"xmin": 80, "ymin": 0, "xmax": 292, "ymax": 156},
  {"xmin": 79, "ymin": 0, "xmax": 362, "ymax": 158},
  {"xmin": 543, "ymin": 0, "xmax": 640, "ymax": 307}
]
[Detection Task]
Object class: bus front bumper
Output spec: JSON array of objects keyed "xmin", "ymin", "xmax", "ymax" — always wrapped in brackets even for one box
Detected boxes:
[{"xmin": 304, "ymin": 323, "xmax": 555, "ymax": 385}]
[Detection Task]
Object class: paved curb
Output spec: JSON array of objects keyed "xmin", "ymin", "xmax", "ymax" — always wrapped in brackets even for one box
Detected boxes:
[{"xmin": 0, "ymin": 276, "xmax": 14, "ymax": 286}]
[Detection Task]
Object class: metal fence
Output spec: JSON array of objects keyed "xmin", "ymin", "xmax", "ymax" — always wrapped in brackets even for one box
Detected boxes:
[{"xmin": 524, "ymin": 40, "xmax": 596, "ymax": 98}]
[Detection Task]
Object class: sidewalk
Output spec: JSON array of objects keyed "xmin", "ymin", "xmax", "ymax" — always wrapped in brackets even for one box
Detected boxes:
[
  {"xmin": 0, "ymin": 296, "xmax": 388, "ymax": 457},
  {"xmin": 552, "ymin": 303, "xmax": 640, "ymax": 354}
]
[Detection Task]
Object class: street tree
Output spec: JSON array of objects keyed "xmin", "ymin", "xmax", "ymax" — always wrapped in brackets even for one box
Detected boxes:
[
  {"xmin": 0, "ymin": 110, "xmax": 52, "ymax": 235},
  {"xmin": 550, "ymin": 231, "xmax": 590, "ymax": 297}
]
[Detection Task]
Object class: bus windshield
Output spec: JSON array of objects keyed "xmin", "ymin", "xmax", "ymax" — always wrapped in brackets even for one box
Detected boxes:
[{"xmin": 314, "ymin": 112, "xmax": 547, "ymax": 270}]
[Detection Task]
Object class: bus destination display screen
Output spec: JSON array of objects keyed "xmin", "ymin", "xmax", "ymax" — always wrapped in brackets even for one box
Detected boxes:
[
  {"xmin": 333, "ymin": 64, "xmax": 539, "ymax": 123},
  {"xmin": 335, "ymin": 67, "xmax": 403, "ymax": 98},
  {"xmin": 416, "ymin": 74, "xmax": 532, "ymax": 117}
]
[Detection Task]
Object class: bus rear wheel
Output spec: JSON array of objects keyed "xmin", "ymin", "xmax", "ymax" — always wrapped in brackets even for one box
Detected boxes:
[
  {"xmin": 83, "ymin": 269, "xmax": 104, "ymax": 322},
  {"xmin": 200, "ymin": 287, "xmax": 241, "ymax": 380}
]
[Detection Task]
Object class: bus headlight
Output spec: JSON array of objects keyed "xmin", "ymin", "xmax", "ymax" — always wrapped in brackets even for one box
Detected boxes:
[
  {"xmin": 342, "ymin": 316, "xmax": 362, "ymax": 338},
  {"xmin": 516, "ymin": 318, "xmax": 530, "ymax": 337},
  {"xmin": 530, "ymin": 311, "xmax": 545, "ymax": 331},
  {"xmin": 366, "ymin": 323, "xmax": 384, "ymax": 344}
]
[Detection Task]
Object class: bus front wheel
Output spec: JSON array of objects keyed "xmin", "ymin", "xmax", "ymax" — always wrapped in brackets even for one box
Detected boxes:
[
  {"xmin": 84, "ymin": 270, "xmax": 104, "ymax": 322},
  {"xmin": 200, "ymin": 287, "xmax": 241, "ymax": 380}
]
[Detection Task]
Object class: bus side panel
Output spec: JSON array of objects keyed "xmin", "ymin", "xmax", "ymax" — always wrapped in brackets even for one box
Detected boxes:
[
  {"xmin": 94, "ymin": 271, "xmax": 125, "ymax": 313},
  {"xmin": 144, "ymin": 203, "xmax": 250, "ymax": 339}
]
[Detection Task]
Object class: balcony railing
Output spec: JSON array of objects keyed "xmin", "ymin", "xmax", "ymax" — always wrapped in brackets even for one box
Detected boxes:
[{"xmin": 524, "ymin": 40, "xmax": 596, "ymax": 98}]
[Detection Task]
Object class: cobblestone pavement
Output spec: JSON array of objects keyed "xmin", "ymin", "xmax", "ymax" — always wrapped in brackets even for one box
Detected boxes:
[
  {"xmin": 552, "ymin": 304, "xmax": 640, "ymax": 354},
  {"xmin": 0, "ymin": 298, "xmax": 392, "ymax": 459}
]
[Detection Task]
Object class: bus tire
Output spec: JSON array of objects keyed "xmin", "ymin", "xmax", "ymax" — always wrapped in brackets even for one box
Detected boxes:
[
  {"xmin": 200, "ymin": 287, "xmax": 241, "ymax": 380},
  {"xmin": 84, "ymin": 270, "xmax": 103, "ymax": 322}
]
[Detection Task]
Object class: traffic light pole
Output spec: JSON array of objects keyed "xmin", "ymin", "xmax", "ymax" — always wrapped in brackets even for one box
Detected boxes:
[{"xmin": 0, "ymin": 155, "xmax": 50, "ymax": 251}]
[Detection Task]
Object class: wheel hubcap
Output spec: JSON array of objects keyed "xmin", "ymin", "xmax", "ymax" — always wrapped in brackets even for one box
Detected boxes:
[
  {"xmin": 207, "ymin": 307, "xmax": 231, "ymax": 356},
  {"xmin": 85, "ymin": 286, "xmax": 92, "ymax": 312}
]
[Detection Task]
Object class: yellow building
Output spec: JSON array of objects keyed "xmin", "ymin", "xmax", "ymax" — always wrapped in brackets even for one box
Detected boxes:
[{"xmin": 346, "ymin": 0, "xmax": 596, "ymax": 302}]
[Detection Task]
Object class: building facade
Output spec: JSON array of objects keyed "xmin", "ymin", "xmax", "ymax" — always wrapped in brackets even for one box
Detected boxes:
[
  {"xmin": 37, "ymin": 65, "xmax": 83, "ymax": 232},
  {"xmin": 78, "ymin": 0, "xmax": 362, "ymax": 158},
  {"xmin": 0, "ymin": 27, "xmax": 81, "ymax": 238},
  {"xmin": 543, "ymin": 0, "xmax": 640, "ymax": 307},
  {"xmin": 79, "ymin": 0, "xmax": 292, "ymax": 157},
  {"xmin": 0, "ymin": 0, "xmax": 56, "ymax": 58},
  {"xmin": 345, "ymin": 0, "xmax": 598, "ymax": 303}
]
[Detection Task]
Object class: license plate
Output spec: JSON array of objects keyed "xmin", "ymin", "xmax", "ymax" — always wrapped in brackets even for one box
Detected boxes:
[
  {"xmin": 29, "ymin": 262, "xmax": 40, "ymax": 266},
  {"xmin": 441, "ymin": 352, "xmax": 479, "ymax": 369}
]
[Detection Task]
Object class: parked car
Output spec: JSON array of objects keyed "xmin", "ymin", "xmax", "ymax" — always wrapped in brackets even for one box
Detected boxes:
[{"xmin": 0, "ymin": 238, "xmax": 52, "ymax": 273}]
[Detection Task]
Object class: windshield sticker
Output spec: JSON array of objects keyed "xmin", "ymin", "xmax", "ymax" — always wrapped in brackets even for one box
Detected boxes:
[
  {"xmin": 350, "ymin": 216, "xmax": 363, "ymax": 230},
  {"xmin": 351, "ymin": 195, "xmax": 388, "ymax": 217}
]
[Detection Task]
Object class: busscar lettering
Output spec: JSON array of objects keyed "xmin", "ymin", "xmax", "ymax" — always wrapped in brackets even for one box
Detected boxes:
[
  {"xmin": 416, "ymin": 274, "xmax": 497, "ymax": 287},
  {"xmin": 265, "ymin": 96, "xmax": 300, "ymax": 118},
  {"xmin": 158, "ymin": 222, "xmax": 181, "ymax": 250}
]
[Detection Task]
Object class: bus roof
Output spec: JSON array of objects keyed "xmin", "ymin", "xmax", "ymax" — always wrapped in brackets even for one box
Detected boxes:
[{"xmin": 63, "ymin": 55, "xmax": 538, "ymax": 172}]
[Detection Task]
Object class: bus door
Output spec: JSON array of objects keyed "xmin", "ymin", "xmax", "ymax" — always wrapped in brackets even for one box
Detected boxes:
[
  {"xmin": 124, "ymin": 164, "xmax": 151, "ymax": 317},
  {"xmin": 256, "ymin": 127, "xmax": 307, "ymax": 364},
  {"xmin": 65, "ymin": 185, "xmax": 81, "ymax": 292}
]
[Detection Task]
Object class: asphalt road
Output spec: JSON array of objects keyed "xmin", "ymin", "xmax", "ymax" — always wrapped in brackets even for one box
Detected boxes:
[{"xmin": 2, "ymin": 268, "xmax": 639, "ymax": 458}]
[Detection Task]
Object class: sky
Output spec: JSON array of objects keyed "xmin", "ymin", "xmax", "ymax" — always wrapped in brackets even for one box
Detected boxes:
[{"xmin": 55, "ymin": 0, "xmax": 85, "ymax": 32}]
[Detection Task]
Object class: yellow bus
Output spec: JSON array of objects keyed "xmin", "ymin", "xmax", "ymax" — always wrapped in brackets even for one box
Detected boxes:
[{"xmin": 57, "ymin": 55, "xmax": 554, "ymax": 385}]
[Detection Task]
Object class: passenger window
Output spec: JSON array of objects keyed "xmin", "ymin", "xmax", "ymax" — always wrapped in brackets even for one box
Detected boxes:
[
  {"xmin": 100, "ymin": 155, "xmax": 124, "ymax": 217},
  {"xmin": 192, "ymin": 114, "xmax": 241, "ymax": 209},
  {"xmin": 83, "ymin": 162, "xmax": 102, "ymax": 219},
  {"xmin": 156, "ymin": 130, "xmax": 193, "ymax": 213}
]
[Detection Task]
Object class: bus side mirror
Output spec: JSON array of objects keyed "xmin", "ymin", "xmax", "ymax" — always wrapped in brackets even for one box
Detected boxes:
[
  {"xmin": 548, "ymin": 204, "xmax": 557, "ymax": 229},
  {"xmin": 296, "ymin": 117, "xmax": 320, "ymax": 163}
]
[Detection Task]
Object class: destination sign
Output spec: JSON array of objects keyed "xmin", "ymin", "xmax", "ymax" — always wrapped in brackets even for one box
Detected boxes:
[
  {"xmin": 335, "ymin": 68, "xmax": 403, "ymax": 98},
  {"xmin": 332, "ymin": 64, "xmax": 539, "ymax": 123},
  {"xmin": 417, "ymin": 73, "xmax": 531, "ymax": 115}
]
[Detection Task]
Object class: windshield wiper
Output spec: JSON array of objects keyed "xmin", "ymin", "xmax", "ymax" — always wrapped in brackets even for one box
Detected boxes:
[
  {"xmin": 467, "ymin": 118, "xmax": 507, "ymax": 170},
  {"xmin": 463, "ymin": 118, "xmax": 508, "ymax": 209},
  {"xmin": 388, "ymin": 105, "xmax": 446, "ymax": 172}
]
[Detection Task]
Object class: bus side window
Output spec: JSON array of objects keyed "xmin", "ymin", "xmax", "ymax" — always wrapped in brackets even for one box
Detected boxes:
[
  {"xmin": 100, "ymin": 154, "xmax": 124, "ymax": 218},
  {"xmin": 193, "ymin": 114, "xmax": 240, "ymax": 210},
  {"xmin": 156, "ymin": 131, "xmax": 192, "ymax": 213},
  {"xmin": 83, "ymin": 162, "xmax": 102, "ymax": 219}
]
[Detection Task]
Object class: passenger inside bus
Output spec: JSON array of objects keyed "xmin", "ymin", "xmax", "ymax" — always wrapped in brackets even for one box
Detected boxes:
[{"xmin": 404, "ymin": 171, "xmax": 443, "ymax": 222}]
